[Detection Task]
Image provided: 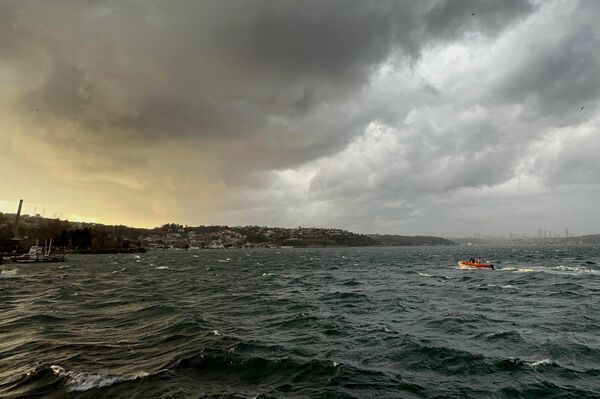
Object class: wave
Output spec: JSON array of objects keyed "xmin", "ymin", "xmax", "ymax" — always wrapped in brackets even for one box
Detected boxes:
[
  {"xmin": 5, "ymin": 364, "xmax": 152, "ymax": 394},
  {"xmin": 552, "ymin": 265, "xmax": 599, "ymax": 275},
  {"xmin": 52, "ymin": 365, "xmax": 124, "ymax": 391},
  {"xmin": 527, "ymin": 358, "xmax": 554, "ymax": 368},
  {"xmin": 0, "ymin": 269, "xmax": 18, "ymax": 278},
  {"xmin": 495, "ymin": 357, "xmax": 560, "ymax": 371},
  {"xmin": 498, "ymin": 265, "xmax": 600, "ymax": 275},
  {"xmin": 4, "ymin": 247, "xmax": 600, "ymax": 398},
  {"xmin": 51, "ymin": 365, "xmax": 150, "ymax": 391},
  {"xmin": 321, "ymin": 291, "xmax": 369, "ymax": 301},
  {"xmin": 473, "ymin": 330, "xmax": 525, "ymax": 343},
  {"xmin": 167, "ymin": 349, "xmax": 341, "ymax": 384},
  {"xmin": 0, "ymin": 314, "xmax": 67, "ymax": 328},
  {"xmin": 268, "ymin": 313, "xmax": 320, "ymax": 329},
  {"xmin": 482, "ymin": 284, "xmax": 519, "ymax": 290}
]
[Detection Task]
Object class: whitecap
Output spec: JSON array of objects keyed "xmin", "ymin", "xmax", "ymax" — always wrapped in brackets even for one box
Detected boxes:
[
  {"xmin": 417, "ymin": 272, "xmax": 433, "ymax": 277},
  {"xmin": 500, "ymin": 265, "xmax": 599, "ymax": 275},
  {"xmin": 112, "ymin": 268, "xmax": 126, "ymax": 274},
  {"xmin": 212, "ymin": 329, "xmax": 220, "ymax": 336},
  {"xmin": 50, "ymin": 365, "xmax": 148, "ymax": 392},
  {"xmin": 0, "ymin": 269, "xmax": 18, "ymax": 277},
  {"xmin": 527, "ymin": 358, "xmax": 553, "ymax": 367},
  {"xmin": 332, "ymin": 361, "xmax": 339, "ymax": 367},
  {"xmin": 552, "ymin": 265, "xmax": 599, "ymax": 275},
  {"xmin": 156, "ymin": 266, "xmax": 170, "ymax": 270}
]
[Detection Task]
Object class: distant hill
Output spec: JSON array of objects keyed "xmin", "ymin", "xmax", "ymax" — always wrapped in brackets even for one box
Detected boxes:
[
  {"xmin": 369, "ymin": 234, "xmax": 456, "ymax": 246},
  {"xmin": 0, "ymin": 213, "xmax": 377, "ymax": 251}
]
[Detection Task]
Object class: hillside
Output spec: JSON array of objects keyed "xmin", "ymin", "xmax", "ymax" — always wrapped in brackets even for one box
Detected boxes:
[
  {"xmin": 0, "ymin": 213, "xmax": 376, "ymax": 251},
  {"xmin": 1, "ymin": 212, "xmax": 461, "ymax": 252},
  {"xmin": 369, "ymin": 234, "xmax": 457, "ymax": 246}
]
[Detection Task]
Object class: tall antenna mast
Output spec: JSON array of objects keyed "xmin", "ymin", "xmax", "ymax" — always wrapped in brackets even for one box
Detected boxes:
[{"xmin": 13, "ymin": 199, "xmax": 23, "ymax": 239}]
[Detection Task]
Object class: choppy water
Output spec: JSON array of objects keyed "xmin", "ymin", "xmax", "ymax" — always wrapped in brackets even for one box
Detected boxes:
[{"xmin": 1, "ymin": 245, "xmax": 600, "ymax": 398}]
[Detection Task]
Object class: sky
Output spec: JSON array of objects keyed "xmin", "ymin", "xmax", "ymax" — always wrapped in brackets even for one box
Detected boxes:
[{"xmin": 1, "ymin": 0, "xmax": 599, "ymax": 236}]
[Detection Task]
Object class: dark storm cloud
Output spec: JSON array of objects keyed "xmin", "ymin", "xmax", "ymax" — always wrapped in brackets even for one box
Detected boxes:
[
  {"xmin": 2, "ymin": 0, "xmax": 533, "ymax": 153},
  {"xmin": 12, "ymin": 0, "xmax": 600, "ymax": 234},
  {"xmin": 214, "ymin": 1, "xmax": 421, "ymax": 81}
]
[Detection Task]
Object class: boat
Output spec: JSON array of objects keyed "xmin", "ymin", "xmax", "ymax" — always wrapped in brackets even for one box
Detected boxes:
[
  {"xmin": 14, "ymin": 239, "xmax": 66, "ymax": 263},
  {"xmin": 3, "ymin": 200, "xmax": 65, "ymax": 263},
  {"xmin": 458, "ymin": 259, "xmax": 494, "ymax": 270}
]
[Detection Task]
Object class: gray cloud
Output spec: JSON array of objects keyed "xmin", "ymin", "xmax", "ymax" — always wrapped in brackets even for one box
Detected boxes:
[
  {"xmin": 426, "ymin": 0, "xmax": 534, "ymax": 39},
  {"xmin": 3, "ymin": 1, "xmax": 532, "ymax": 144},
  {"xmin": 4, "ymin": 0, "xmax": 600, "ymax": 235},
  {"xmin": 494, "ymin": 2, "xmax": 600, "ymax": 125}
]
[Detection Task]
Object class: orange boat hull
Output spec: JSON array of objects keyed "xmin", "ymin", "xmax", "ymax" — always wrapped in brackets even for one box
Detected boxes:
[{"xmin": 458, "ymin": 261, "xmax": 494, "ymax": 270}]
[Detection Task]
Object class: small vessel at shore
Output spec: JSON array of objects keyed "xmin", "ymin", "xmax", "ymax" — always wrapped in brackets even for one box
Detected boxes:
[
  {"xmin": 14, "ymin": 240, "xmax": 66, "ymax": 264},
  {"xmin": 1, "ymin": 199, "xmax": 65, "ymax": 264},
  {"xmin": 458, "ymin": 259, "xmax": 494, "ymax": 270}
]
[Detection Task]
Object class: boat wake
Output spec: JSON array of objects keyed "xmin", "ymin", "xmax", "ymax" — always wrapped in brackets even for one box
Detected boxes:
[{"xmin": 498, "ymin": 266, "xmax": 599, "ymax": 275}]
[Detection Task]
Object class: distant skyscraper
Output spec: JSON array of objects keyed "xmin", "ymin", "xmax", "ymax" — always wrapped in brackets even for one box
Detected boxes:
[
  {"xmin": 565, "ymin": 227, "xmax": 569, "ymax": 237},
  {"xmin": 538, "ymin": 228, "xmax": 542, "ymax": 238}
]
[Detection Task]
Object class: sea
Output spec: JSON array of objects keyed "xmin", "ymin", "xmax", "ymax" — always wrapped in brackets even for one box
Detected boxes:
[{"xmin": 1, "ymin": 245, "xmax": 599, "ymax": 398}]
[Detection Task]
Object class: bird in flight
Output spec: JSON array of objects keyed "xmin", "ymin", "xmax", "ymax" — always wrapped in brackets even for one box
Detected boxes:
[{"xmin": 580, "ymin": 106, "xmax": 584, "ymax": 111}]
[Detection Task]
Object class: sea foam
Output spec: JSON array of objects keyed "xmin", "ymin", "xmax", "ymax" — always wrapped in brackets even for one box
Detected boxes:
[
  {"xmin": 50, "ymin": 365, "xmax": 148, "ymax": 392},
  {"xmin": 527, "ymin": 358, "xmax": 553, "ymax": 368}
]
